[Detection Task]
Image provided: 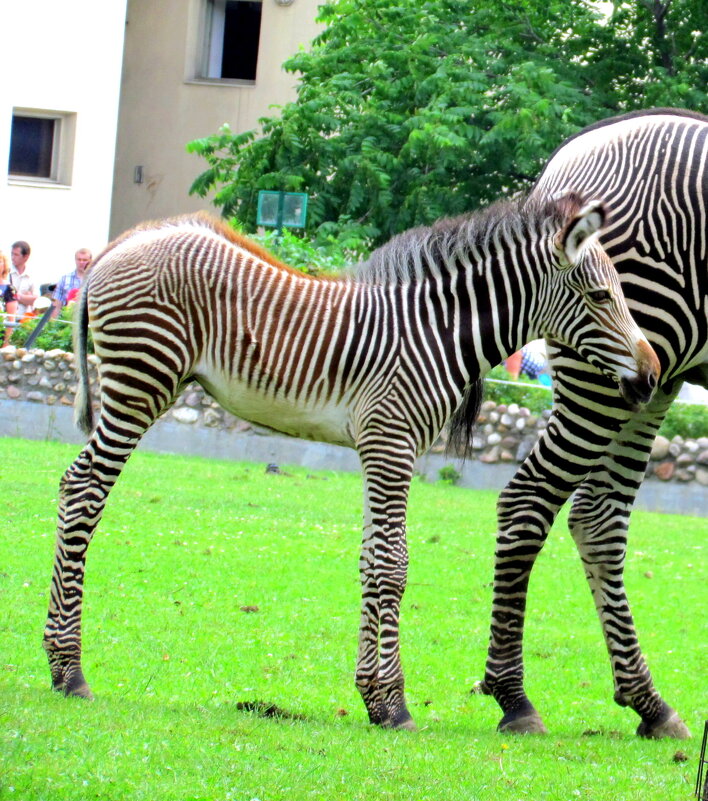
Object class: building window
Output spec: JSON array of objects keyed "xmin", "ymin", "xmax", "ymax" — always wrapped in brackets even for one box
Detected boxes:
[
  {"xmin": 201, "ymin": 0, "xmax": 262, "ymax": 81},
  {"xmin": 8, "ymin": 110, "xmax": 75, "ymax": 185}
]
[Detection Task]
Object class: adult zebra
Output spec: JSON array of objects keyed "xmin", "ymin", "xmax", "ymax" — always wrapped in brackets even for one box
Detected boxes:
[
  {"xmin": 482, "ymin": 109, "xmax": 706, "ymax": 739},
  {"xmin": 44, "ymin": 195, "xmax": 659, "ymax": 730}
]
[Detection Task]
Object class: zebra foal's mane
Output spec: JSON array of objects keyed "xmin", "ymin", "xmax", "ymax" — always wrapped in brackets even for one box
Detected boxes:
[
  {"xmin": 91, "ymin": 211, "xmax": 299, "ymax": 276},
  {"xmin": 353, "ymin": 194, "xmax": 584, "ymax": 286}
]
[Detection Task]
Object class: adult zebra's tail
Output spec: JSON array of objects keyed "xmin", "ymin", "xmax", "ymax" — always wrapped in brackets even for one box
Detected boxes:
[
  {"xmin": 73, "ymin": 281, "xmax": 93, "ymax": 436},
  {"xmin": 446, "ymin": 379, "xmax": 483, "ymax": 459}
]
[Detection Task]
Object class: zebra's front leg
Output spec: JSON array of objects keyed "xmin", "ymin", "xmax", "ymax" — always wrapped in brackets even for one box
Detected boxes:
[
  {"xmin": 44, "ymin": 426, "xmax": 141, "ymax": 698},
  {"xmin": 355, "ymin": 446, "xmax": 415, "ymax": 730},
  {"xmin": 481, "ymin": 407, "xmax": 605, "ymax": 734},
  {"xmin": 481, "ymin": 474, "xmax": 554, "ymax": 735}
]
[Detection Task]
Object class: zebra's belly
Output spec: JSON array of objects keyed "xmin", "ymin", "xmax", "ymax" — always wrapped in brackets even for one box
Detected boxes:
[{"xmin": 194, "ymin": 372, "xmax": 356, "ymax": 448}]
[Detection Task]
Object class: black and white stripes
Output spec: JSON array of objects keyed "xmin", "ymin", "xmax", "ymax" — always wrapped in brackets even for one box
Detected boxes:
[
  {"xmin": 44, "ymin": 197, "xmax": 657, "ymax": 728},
  {"xmin": 482, "ymin": 108, "xmax": 705, "ymax": 739}
]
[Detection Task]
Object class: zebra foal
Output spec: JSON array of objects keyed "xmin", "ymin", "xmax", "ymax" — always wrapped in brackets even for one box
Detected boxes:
[
  {"xmin": 482, "ymin": 109, "xmax": 706, "ymax": 739},
  {"xmin": 45, "ymin": 195, "xmax": 659, "ymax": 729}
]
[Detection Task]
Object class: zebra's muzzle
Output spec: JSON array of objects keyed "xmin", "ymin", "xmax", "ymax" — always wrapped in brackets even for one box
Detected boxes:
[
  {"xmin": 618, "ymin": 340, "xmax": 661, "ymax": 408},
  {"xmin": 619, "ymin": 372, "xmax": 657, "ymax": 408}
]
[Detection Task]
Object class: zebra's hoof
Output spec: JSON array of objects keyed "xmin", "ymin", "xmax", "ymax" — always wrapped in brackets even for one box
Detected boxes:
[
  {"xmin": 498, "ymin": 710, "xmax": 548, "ymax": 735},
  {"xmin": 391, "ymin": 715, "xmax": 417, "ymax": 731},
  {"xmin": 383, "ymin": 705, "xmax": 417, "ymax": 731},
  {"xmin": 65, "ymin": 682, "xmax": 94, "ymax": 700},
  {"xmin": 637, "ymin": 709, "xmax": 690, "ymax": 740},
  {"xmin": 63, "ymin": 670, "xmax": 94, "ymax": 700}
]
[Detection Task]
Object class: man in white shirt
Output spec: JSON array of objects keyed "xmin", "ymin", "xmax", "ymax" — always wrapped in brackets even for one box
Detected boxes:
[{"xmin": 10, "ymin": 240, "xmax": 38, "ymax": 318}]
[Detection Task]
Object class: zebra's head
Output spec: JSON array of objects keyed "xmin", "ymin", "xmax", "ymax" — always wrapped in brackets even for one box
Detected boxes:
[{"xmin": 539, "ymin": 197, "xmax": 660, "ymax": 408}]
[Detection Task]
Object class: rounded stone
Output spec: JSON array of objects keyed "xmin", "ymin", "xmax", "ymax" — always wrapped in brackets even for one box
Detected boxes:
[
  {"xmin": 203, "ymin": 409, "xmax": 222, "ymax": 427},
  {"xmin": 479, "ymin": 446, "xmax": 500, "ymax": 464},
  {"xmin": 668, "ymin": 443, "xmax": 682, "ymax": 458},
  {"xmin": 650, "ymin": 435, "xmax": 670, "ymax": 461},
  {"xmin": 653, "ymin": 461, "xmax": 675, "ymax": 481},
  {"xmin": 172, "ymin": 407, "xmax": 200, "ymax": 424},
  {"xmin": 516, "ymin": 437, "xmax": 536, "ymax": 462}
]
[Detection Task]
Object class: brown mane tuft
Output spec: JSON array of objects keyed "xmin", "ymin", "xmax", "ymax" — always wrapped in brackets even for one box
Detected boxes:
[{"xmin": 91, "ymin": 211, "xmax": 308, "ymax": 277}]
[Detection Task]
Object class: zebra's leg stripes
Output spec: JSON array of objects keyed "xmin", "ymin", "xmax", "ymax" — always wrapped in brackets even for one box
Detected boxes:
[
  {"xmin": 568, "ymin": 388, "xmax": 690, "ymax": 740},
  {"xmin": 43, "ymin": 368, "xmax": 176, "ymax": 697},
  {"xmin": 355, "ymin": 437, "xmax": 416, "ymax": 730},
  {"xmin": 482, "ymin": 407, "xmax": 618, "ymax": 733}
]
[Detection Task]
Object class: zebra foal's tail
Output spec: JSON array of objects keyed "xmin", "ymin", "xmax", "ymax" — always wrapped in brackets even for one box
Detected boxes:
[
  {"xmin": 73, "ymin": 280, "xmax": 94, "ymax": 436},
  {"xmin": 446, "ymin": 379, "xmax": 483, "ymax": 460}
]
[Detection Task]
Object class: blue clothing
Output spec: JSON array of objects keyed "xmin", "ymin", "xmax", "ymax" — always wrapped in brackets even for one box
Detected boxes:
[
  {"xmin": 520, "ymin": 347, "xmax": 546, "ymax": 380},
  {"xmin": 53, "ymin": 270, "xmax": 83, "ymax": 307}
]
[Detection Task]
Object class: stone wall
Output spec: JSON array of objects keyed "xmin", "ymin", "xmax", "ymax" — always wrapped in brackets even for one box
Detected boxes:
[{"xmin": 1, "ymin": 345, "xmax": 706, "ymax": 488}]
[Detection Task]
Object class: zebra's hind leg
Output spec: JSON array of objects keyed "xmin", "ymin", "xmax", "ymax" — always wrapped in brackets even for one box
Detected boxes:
[
  {"xmin": 568, "ymin": 387, "xmax": 690, "ymax": 740},
  {"xmin": 43, "ymin": 413, "xmax": 154, "ymax": 698},
  {"xmin": 355, "ymin": 441, "xmax": 416, "ymax": 730}
]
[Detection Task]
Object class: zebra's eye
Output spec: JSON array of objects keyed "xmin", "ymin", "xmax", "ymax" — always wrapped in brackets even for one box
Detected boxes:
[{"xmin": 587, "ymin": 289, "xmax": 612, "ymax": 303}]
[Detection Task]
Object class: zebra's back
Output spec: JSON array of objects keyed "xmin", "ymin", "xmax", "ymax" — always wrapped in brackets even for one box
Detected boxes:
[
  {"xmin": 86, "ymin": 217, "xmax": 389, "ymax": 446},
  {"xmin": 531, "ymin": 110, "xmax": 708, "ymax": 377}
]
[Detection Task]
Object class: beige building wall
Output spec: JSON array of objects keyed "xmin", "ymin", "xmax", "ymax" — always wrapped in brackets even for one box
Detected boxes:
[
  {"xmin": 1, "ymin": 1, "xmax": 127, "ymax": 287},
  {"xmin": 110, "ymin": 0, "xmax": 322, "ymax": 238}
]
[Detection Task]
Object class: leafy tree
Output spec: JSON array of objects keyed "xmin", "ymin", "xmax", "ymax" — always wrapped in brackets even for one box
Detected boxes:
[{"xmin": 188, "ymin": 0, "xmax": 706, "ymax": 250}]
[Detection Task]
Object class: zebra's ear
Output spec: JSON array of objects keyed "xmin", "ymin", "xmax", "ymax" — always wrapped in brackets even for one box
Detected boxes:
[{"xmin": 559, "ymin": 200, "xmax": 607, "ymax": 263}]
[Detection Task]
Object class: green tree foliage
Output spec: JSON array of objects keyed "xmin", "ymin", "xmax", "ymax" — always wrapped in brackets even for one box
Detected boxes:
[{"xmin": 188, "ymin": 0, "xmax": 707, "ymax": 249}]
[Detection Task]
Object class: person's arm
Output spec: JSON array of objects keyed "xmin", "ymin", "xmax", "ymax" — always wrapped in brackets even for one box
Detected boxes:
[
  {"xmin": 2, "ymin": 296, "xmax": 17, "ymax": 345},
  {"xmin": 52, "ymin": 277, "xmax": 65, "ymax": 318},
  {"xmin": 17, "ymin": 279, "xmax": 38, "ymax": 310},
  {"xmin": 505, "ymin": 350, "xmax": 522, "ymax": 379}
]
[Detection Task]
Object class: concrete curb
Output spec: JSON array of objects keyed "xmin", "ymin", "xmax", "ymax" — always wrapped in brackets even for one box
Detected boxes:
[{"xmin": 2, "ymin": 399, "xmax": 705, "ymax": 518}]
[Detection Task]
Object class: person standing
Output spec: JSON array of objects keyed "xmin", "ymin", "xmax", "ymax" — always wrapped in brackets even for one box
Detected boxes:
[
  {"xmin": 52, "ymin": 248, "xmax": 92, "ymax": 317},
  {"xmin": 9, "ymin": 240, "xmax": 38, "ymax": 319},
  {"xmin": 0, "ymin": 251, "xmax": 18, "ymax": 345}
]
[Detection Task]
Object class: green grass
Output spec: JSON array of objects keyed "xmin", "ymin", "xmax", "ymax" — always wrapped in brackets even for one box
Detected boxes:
[{"xmin": 1, "ymin": 438, "xmax": 705, "ymax": 801}]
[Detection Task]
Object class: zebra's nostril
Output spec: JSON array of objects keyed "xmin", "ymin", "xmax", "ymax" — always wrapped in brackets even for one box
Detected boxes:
[{"xmin": 648, "ymin": 373, "xmax": 657, "ymax": 388}]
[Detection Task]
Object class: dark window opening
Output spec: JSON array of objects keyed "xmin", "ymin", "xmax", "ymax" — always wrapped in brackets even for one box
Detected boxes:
[
  {"xmin": 9, "ymin": 115, "xmax": 55, "ymax": 178},
  {"xmin": 222, "ymin": 1, "xmax": 261, "ymax": 80},
  {"xmin": 206, "ymin": 0, "xmax": 262, "ymax": 81}
]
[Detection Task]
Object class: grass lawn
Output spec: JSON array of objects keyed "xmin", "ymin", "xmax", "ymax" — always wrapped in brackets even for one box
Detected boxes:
[{"xmin": 1, "ymin": 437, "xmax": 705, "ymax": 801}]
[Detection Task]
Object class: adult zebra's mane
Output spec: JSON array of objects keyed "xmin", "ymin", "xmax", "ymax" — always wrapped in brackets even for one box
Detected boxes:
[{"xmin": 353, "ymin": 194, "xmax": 581, "ymax": 286}]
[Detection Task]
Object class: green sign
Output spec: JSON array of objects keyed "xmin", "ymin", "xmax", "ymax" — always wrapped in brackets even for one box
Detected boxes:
[{"xmin": 257, "ymin": 191, "xmax": 308, "ymax": 231}]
